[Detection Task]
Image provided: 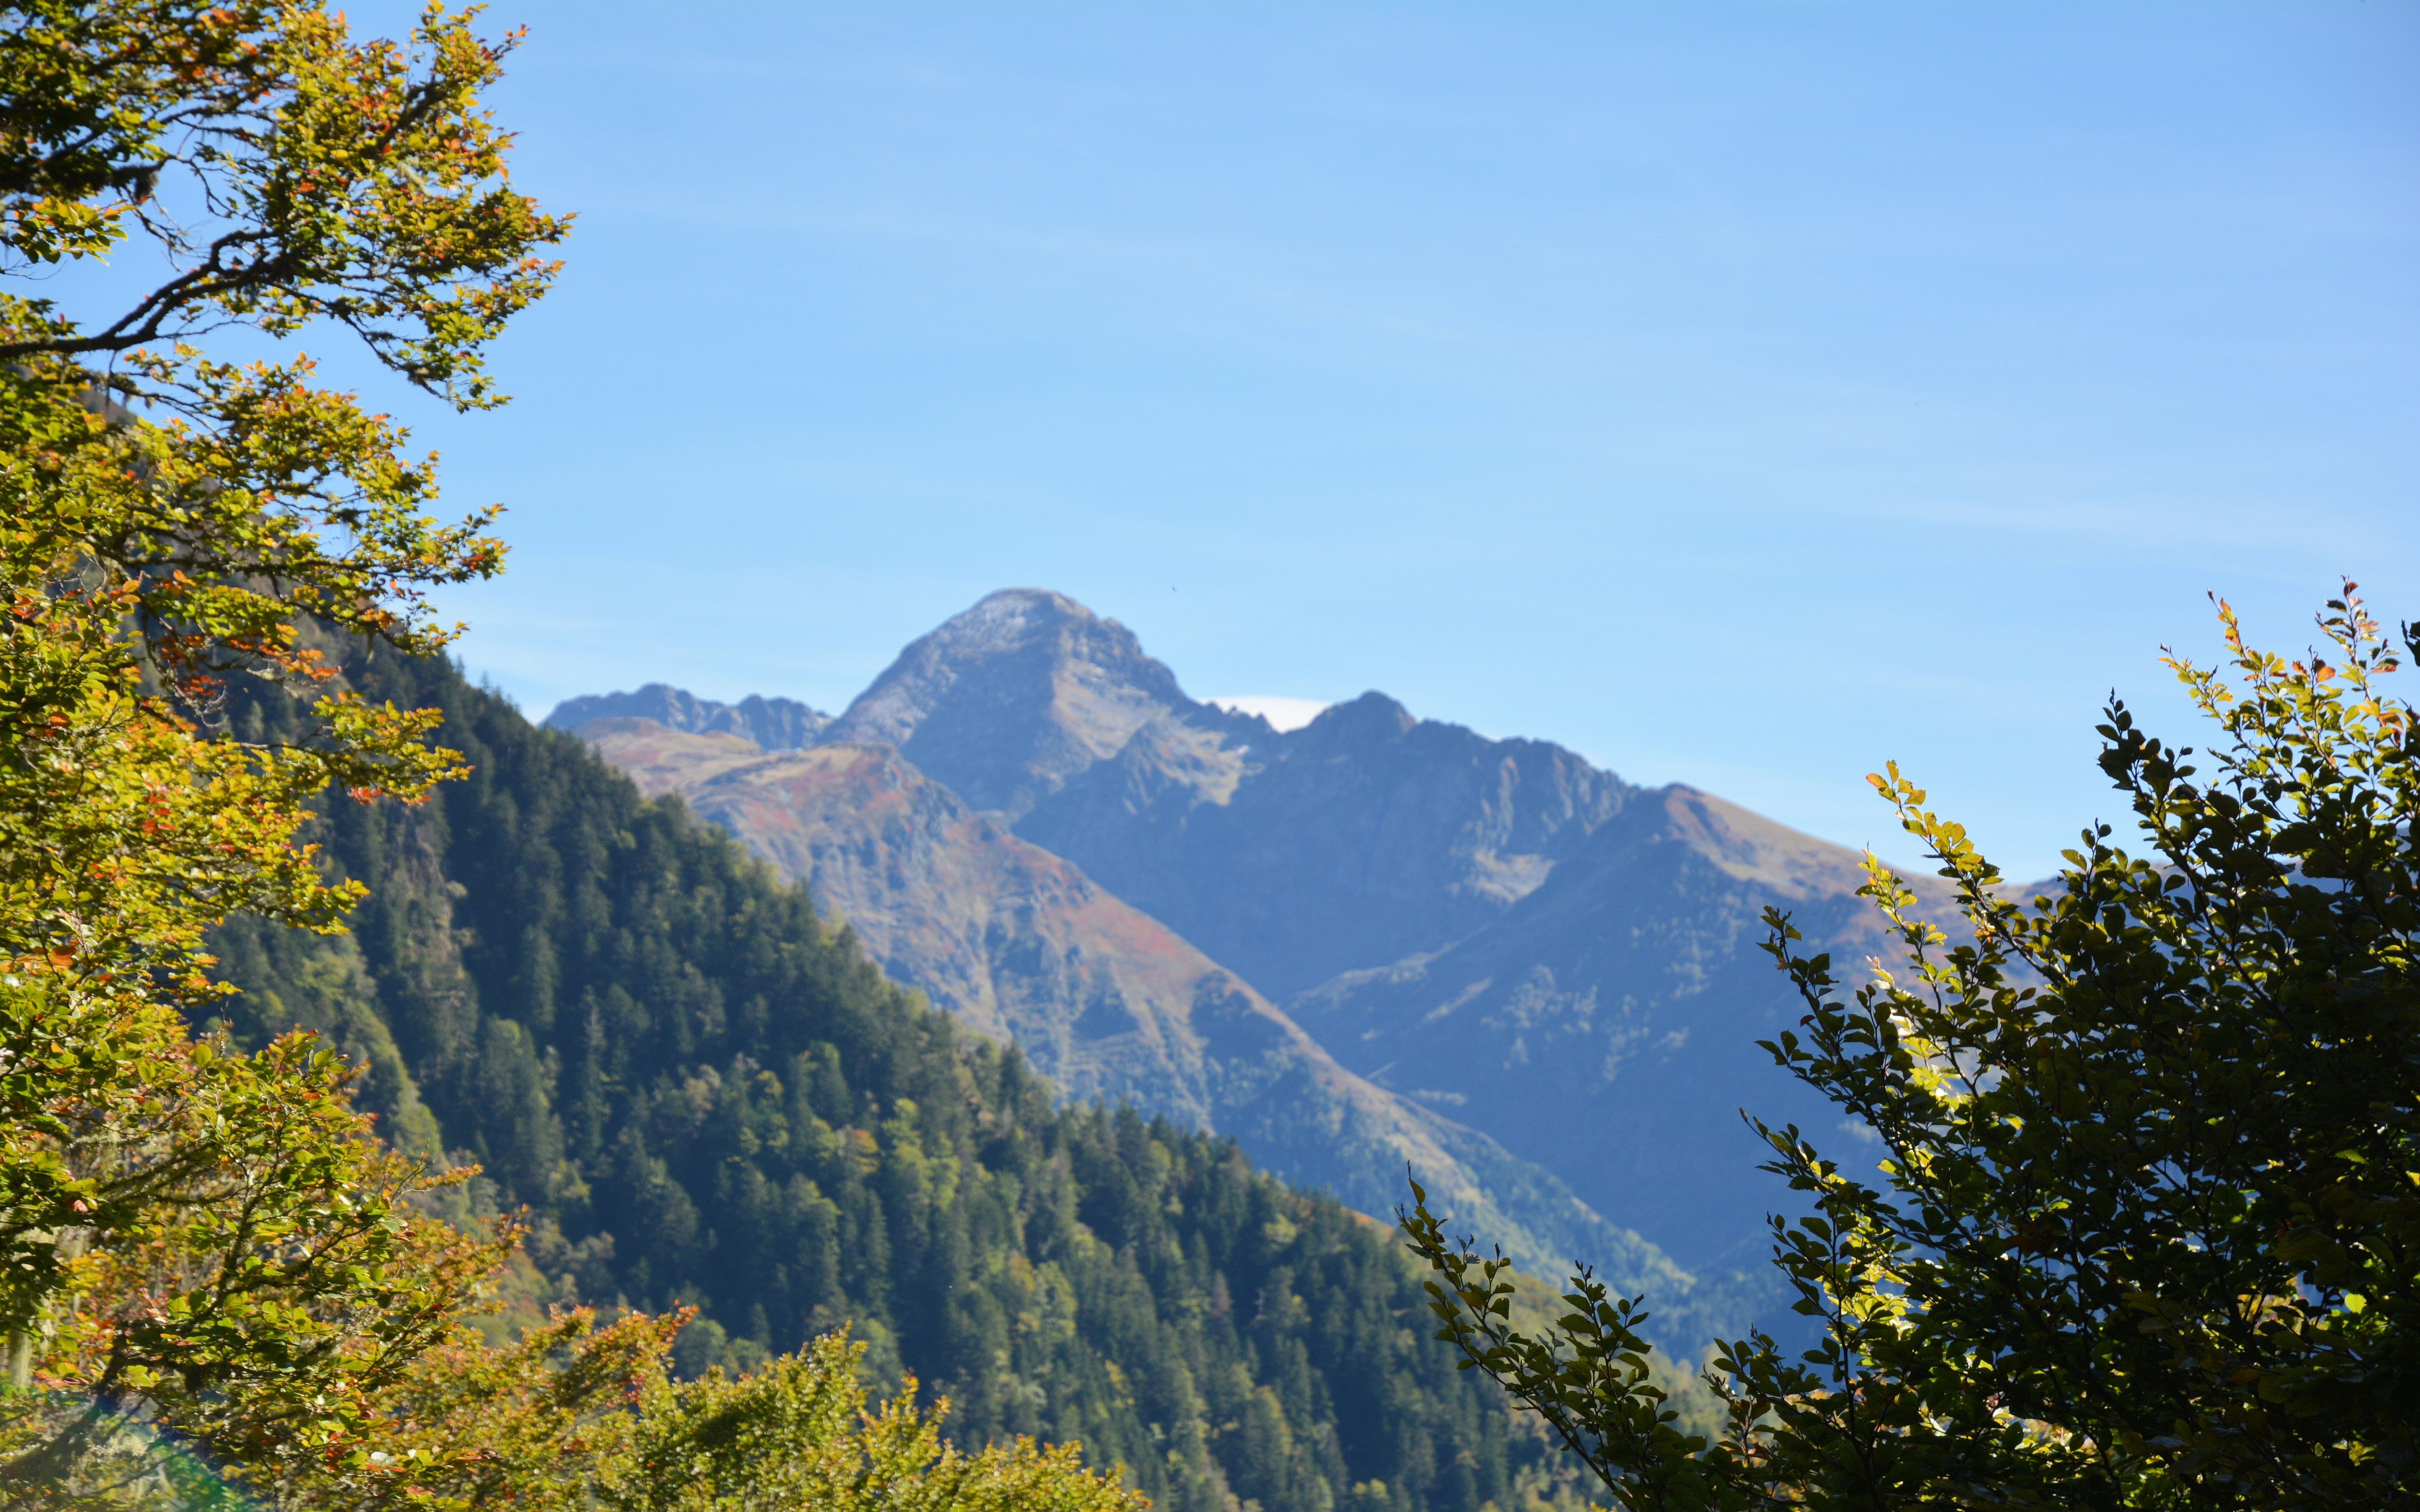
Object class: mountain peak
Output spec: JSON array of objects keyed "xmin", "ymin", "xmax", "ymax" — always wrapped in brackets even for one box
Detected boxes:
[
  {"xmin": 924, "ymin": 587, "xmax": 1102, "ymax": 653},
  {"xmin": 1295, "ymin": 689, "xmax": 1417, "ymax": 743},
  {"xmin": 821, "ymin": 588, "xmax": 1195, "ymax": 816}
]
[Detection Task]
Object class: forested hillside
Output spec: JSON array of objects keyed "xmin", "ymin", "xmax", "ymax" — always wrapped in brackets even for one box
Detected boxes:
[
  {"xmin": 209, "ymin": 635, "xmax": 1593, "ymax": 1512},
  {"xmin": 569, "ymin": 714, "xmax": 1734, "ymax": 1351}
]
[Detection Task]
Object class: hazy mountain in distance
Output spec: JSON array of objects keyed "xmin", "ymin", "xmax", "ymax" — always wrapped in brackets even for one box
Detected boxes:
[
  {"xmin": 813, "ymin": 588, "xmax": 1639, "ymax": 997},
  {"xmin": 803, "ymin": 592, "xmax": 1947, "ymax": 1261},
  {"xmin": 572, "ymin": 714, "xmax": 1749, "ymax": 1347},
  {"xmin": 547, "ymin": 683, "xmax": 829, "ymax": 750}
]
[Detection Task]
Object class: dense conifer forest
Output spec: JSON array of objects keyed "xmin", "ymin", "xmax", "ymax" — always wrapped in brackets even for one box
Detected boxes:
[{"xmin": 209, "ymin": 636, "xmax": 1589, "ymax": 1512}]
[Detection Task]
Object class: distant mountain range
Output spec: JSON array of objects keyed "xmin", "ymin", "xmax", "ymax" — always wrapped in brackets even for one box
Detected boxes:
[
  {"xmin": 550, "ymin": 588, "xmax": 1954, "ymax": 1306},
  {"xmin": 548, "ymin": 683, "xmax": 831, "ymax": 750}
]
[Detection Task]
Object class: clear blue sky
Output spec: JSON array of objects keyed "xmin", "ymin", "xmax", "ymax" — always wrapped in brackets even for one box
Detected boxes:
[{"xmin": 310, "ymin": 4, "xmax": 2420, "ymax": 876}]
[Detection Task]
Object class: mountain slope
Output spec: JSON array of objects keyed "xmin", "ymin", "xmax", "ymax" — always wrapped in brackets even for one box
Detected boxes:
[
  {"xmin": 572, "ymin": 716, "xmax": 1731, "ymax": 1343},
  {"xmin": 579, "ymin": 718, "xmax": 1231, "ymax": 1118},
  {"xmin": 1290, "ymin": 785, "xmax": 1962, "ymax": 1264},
  {"xmin": 213, "ymin": 639, "xmax": 1599, "ymax": 1512},
  {"xmin": 553, "ymin": 586, "xmax": 1948, "ymax": 1282},
  {"xmin": 1022, "ymin": 690, "xmax": 1635, "ymax": 999}
]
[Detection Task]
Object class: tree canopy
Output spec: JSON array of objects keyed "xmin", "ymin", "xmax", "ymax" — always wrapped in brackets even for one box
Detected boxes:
[
  {"xmin": 1, "ymin": 2, "xmax": 561, "ymax": 1497},
  {"xmin": 1406, "ymin": 586, "xmax": 2417, "ymax": 1509}
]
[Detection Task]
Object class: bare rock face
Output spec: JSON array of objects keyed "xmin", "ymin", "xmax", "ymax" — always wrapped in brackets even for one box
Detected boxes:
[
  {"xmin": 1022, "ymin": 690, "xmax": 1637, "ymax": 999},
  {"xmin": 1288, "ymin": 786, "xmax": 1967, "ymax": 1264},
  {"xmin": 547, "ymin": 684, "xmax": 829, "ymax": 750},
  {"xmin": 820, "ymin": 589, "xmax": 1214, "ymax": 818}
]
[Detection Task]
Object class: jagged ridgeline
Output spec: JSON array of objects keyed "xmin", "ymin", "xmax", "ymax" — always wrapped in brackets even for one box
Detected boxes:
[{"xmin": 206, "ymin": 636, "xmax": 1590, "ymax": 1512}]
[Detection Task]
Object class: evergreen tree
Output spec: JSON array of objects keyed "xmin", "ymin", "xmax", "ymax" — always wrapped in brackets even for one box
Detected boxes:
[{"xmin": 215, "ymin": 636, "xmax": 1593, "ymax": 1512}]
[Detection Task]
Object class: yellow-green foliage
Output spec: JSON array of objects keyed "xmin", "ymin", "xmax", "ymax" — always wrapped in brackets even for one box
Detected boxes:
[
  {"xmin": 605, "ymin": 1331, "xmax": 1144, "ymax": 1512},
  {"xmin": 273, "ymin": 1310, "xmax": 1143, "ymax": 1512},
  {"xmin": 1, "ymin": 2, "xmax": 566, "ymax": 1500}
]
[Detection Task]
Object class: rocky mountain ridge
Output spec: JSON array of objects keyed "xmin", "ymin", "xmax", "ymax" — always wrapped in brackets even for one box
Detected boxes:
[
  {"xmin": 549, "ymin": 682, "xmax": 831, "ymax": 750},
  {"xmin": 550, "ymin": 587, "xmax": 1953, "ymax": 1273},
  {"xmin": 1021, "ymin": 686, "xmax": 1637, "ymax": 999},
  {"xmin": 576, "ymin": 714, "xmax": 1735, "ymax": 1346}
]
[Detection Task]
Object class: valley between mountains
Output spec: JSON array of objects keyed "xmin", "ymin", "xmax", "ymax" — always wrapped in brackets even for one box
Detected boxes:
[{"xmin": 551, "ymin": 588, "xmax": 1963, "ymax": 1326}]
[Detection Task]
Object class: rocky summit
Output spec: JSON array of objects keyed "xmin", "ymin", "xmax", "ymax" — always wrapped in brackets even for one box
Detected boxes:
[{"xmin": 818, "ymin": 588, "xmax": 1227, "ymax": 818}]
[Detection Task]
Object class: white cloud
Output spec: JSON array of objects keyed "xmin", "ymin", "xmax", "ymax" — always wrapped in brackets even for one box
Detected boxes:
[
  {"xmin": 1838, "ymin": 1117, "xmax": 1883, "ymax": 1146},
  {"xmin": 1206, "ymin": 696, "xmax": 1330, "ymax": 733}
]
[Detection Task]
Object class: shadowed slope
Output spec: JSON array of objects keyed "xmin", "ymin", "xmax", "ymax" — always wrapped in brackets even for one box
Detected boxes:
[
  {"xmin": 1022, "ymin": 691, "xmax": 1636, "ymax": 998},
  {"xmin": 1291, "ymin": 785, "xmax": 1964, "ymax": 1265}
]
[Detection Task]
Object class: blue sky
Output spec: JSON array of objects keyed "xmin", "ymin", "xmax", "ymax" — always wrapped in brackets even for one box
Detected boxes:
[{"xmin": 204, "ymin": 4, "xmax": 2420, "ymax": 876}]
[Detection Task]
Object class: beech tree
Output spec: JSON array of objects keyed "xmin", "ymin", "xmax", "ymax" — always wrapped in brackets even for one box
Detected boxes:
[
  {"xmin": 1406, "ymin": 587, "xmax": 2417, "ymax": 1509},
  {"xmin": 0, "ymin": 1, "xmax": 568, "ymax": 1499}
]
